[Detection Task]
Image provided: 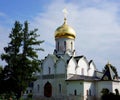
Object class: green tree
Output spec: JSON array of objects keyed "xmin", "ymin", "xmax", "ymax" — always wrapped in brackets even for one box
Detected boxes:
[
  {"xmin": 1, "ymin": 21, "xmax": 44, "ymax": 99},
  {"xmin": 101, "ymin": 88, "xmax": 120, "ymax": 100},
  {"xmin": 115, "ymin": 89, "xmax": 119, "ymax": 95},
  {"xmin": 0, "ymin": 65, "xmax": 3, "ymax": 73}
]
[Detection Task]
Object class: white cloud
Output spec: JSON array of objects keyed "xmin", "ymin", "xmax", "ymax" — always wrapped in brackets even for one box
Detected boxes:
[
  {"xmin": 30, "ymin": 0, "xmax": 120, "ymax": 73},
  {"xmin": 0, "ymin": 12, "xmax": 6, "ymax": 17}
]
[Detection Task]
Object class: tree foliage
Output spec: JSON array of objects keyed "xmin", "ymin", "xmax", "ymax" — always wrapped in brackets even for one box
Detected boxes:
[
  {"xmin": 0, "ymin": 21, "xmax": 44, "ymax": 99},
  {"xmin": 101, "ymin": 88, "xmax": 120, "ymax": 100},
  {"xmin": 0, "ymin": 65, "xmax": 3, "ymax": 73}
]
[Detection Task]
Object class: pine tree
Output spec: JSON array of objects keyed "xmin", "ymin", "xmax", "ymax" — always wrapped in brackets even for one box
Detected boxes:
[{"xmin": 1, "ymin": 21, "xmax": 44, "ymax": 99}]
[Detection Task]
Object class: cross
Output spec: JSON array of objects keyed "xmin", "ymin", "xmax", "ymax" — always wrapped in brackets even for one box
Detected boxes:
[{"xmin": 62, "ymin": 8, "xmax": 68, "ymax": 19}]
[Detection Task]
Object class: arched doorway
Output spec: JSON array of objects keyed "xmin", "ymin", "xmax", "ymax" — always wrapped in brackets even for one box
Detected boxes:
[{"xmin": 44, "ymin": 82, "xmax": 52, "ymax": 97}]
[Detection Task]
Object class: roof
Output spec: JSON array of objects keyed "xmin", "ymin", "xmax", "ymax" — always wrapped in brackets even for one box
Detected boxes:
[
  {"xmin": 55, "ymin": 18, "xmax": 76, "ymax": 39},
  {"xmin": 101, "ymin": 64, "xmax": 116, "ymax": 80},
  {"xmin": 74, "ymin": 56, "xmax": 84, "ymax": 63},
  {"xmin": 89, "ymin": 60, "xmax": 93, "ymax": 65},
  {"xmin": 66, "ymin": 74, "xmax": 100, "ymax": 81}
]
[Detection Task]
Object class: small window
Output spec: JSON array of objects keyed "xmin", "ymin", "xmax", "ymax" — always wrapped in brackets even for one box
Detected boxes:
[
  {"xmin": 26, "ymin": 90, "xmax": 28, "ymax": 94},
  {"xmin": 64, "ymin": 41, "xmax": 66, "ymax": 51},
  {"xmin": 30, "ymin": 90, "xmax": 32, "ymax": 93},
  {"xmin": 87, "ymin": 90, "xmax": 89, "ymax": 96},
  {"xmin": 89, "ymin": 89, "xmax": 91, "ymax": 96},
  {"xmin": 71, "ymin": 42, "xmax": 73, "ymax": 50},
  {"xmin": 58, "ymin": 42, "xmax": 59, "ymax": 51},
  {"xmin": 74, "ymin": 89, "xmax": 77, "ymax": 95},
  {"xmin": 59, "ymin": 84, "xmax": 62, "ymax": 93},
  {"xmin": 81, "ymin": 68, "xmax": 84, "ymax": 75},
  {"xmin": 37, "ymin": 84, "xmax": 40, "ymax": 92}
]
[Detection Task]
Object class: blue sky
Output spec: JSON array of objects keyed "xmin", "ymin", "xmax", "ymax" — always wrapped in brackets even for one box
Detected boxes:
[{"xmin": 0, "ymin": 0, "xmax": 120, "ymax": 74}]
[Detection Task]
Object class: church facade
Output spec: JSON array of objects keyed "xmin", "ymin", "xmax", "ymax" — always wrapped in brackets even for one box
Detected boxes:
[{"xmin": 30, "ymin": 17, "xmax": 120, "ymax": 100}]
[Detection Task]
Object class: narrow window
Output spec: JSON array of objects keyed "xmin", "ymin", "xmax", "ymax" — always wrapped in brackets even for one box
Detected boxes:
[
  {"xmin": 58, "ymin": 42, "xmax": 59, "ymax": 51},
  {"xmin": 74, "ymin": 89, "xmax": 77, "ymax": 95},
  {"xmin": 81, "ymin": 68, "xmax": 84, "ymax": 75},
  {"xmin": 59, "ymin": 84, "xmax": 62, "ymax": 93},
  {"xmin": 89, "ymin": 89, "xmax": 91, "ymax": 96},
  {"xmin": 87, "ymin": 90, "xmax": 89, "ymax": 96},
  {"xmin": 64, "ymin": 41, "xmax": 66, "ymax": 51},
  {"xmin": 30, "ymin": 90, "xmax": 32, "ymax": 93},
  {"xmin": 37, "ymin": 84, "xmax": 40, "ymax": 92},
  {"xmin": 26, "ymin": 90, "xmax": 28, "ymax": 94},
  {"xmin": 71, "ymin": 42, "xmax": 73, "ymax": 50}
]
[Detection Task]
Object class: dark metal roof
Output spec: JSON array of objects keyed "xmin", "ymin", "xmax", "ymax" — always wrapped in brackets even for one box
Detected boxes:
[
  {"xmin": 66, "ymin": 75, "xmax": 100, "ymax": 81},
  {"xmin": 101, "ymin": 65, "xmax": 116, "ymax": 80}
]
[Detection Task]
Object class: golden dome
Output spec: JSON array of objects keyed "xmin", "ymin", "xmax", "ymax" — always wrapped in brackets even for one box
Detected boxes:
[{"xmin": 55, "ymin": 18, "xmax": 76, "ymax": 39}]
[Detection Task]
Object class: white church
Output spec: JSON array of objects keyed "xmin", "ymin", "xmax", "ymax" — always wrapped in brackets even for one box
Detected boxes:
[{"xmin": 26, "ymin": 15, "xmax": 120, "ymax": 100}]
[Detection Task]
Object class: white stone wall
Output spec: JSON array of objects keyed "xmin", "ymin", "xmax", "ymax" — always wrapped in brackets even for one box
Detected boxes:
[
  {"xmin": 42, "ymin": 55, "xmax": 55, "ymax": 75},
  {"xmin": 33, "ymin": 77, "xmax": 67, "ymax": 97},
  {"xmin": 96, "ymin": 81, "xmax": 112, "ymax": 98},
  {"xmin": 56, "ymin": 58, "xmax": 66, "ymax": 74},
  {"xmin": 88, "ymin": 62, "xmax": 96, "ymax": 76},
  {"xmin": 33, "ymin": 79, "xmax": 41, "ymax": 95},
  {"xmin": 66, "ymin": 81, "xmax": 83, "ymax": 96},
  {"xmin": 83, "ymin": 82, "xmax": 95, "ymax": 96},
  {"xmin": 55, "ymin": 38, "xmax": 75, "ymax": 55},
  {"xmin": 67, "ymin": 56, "xmax": 96, "ymax": 77},
  {"xmin": 77, "ymin": 57, "xmax": 89, "ymax": 76},
  {"xmin": 112, "ymin": 81, "xmax": 120, "ymax": 93},
  {"xmin": 67, "ymin": 57, "xmax": 76, "ymax": 75},
  {"xmin": 54, "ymin": 78, "xmax": 67, "ymax": 97}
]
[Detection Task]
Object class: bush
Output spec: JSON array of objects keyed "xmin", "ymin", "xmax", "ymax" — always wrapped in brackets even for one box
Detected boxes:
[
  {"xmin": 26, "ymin": 93, "xmax": 32, "ymax": 100},
  {"xmin": 101, "ymin": 88, "xmax": 120, "ymax": 100}
]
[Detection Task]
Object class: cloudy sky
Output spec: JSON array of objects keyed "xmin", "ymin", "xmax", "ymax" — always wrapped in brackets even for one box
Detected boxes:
[{"xmin": 0, "ymin": 0, "xmax": 120, "ymax": 74}]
